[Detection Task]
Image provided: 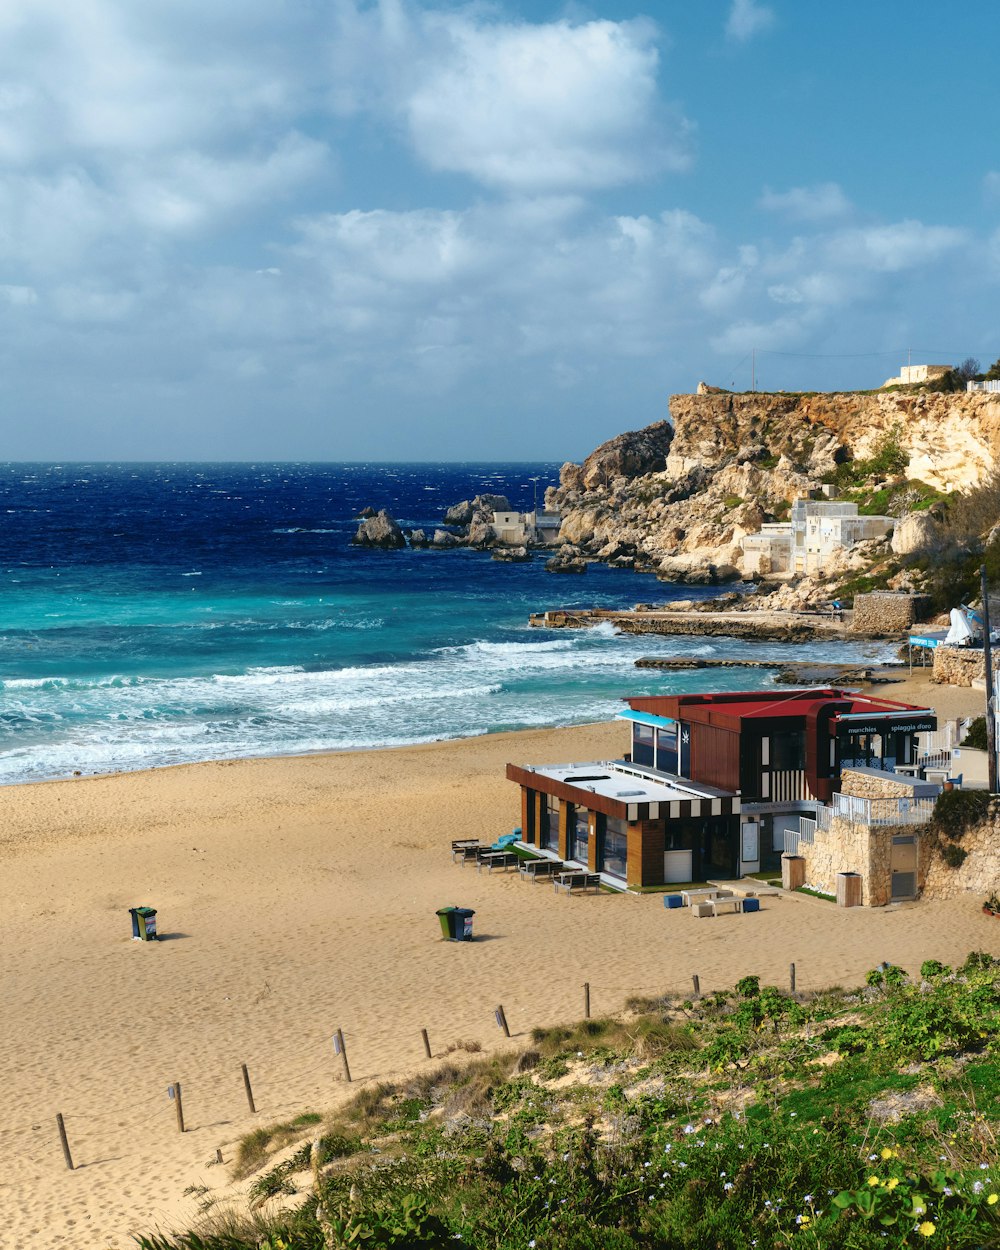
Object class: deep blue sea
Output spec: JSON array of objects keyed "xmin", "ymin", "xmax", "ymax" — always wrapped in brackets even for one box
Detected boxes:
[{"xmin": 0, "ymin": 463, "xmax": 895, "ymax": 785}]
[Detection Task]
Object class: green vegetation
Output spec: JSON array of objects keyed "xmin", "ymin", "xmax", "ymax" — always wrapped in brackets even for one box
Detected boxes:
[
  {"xmin": 138, "ymin": 956, "xmax": 1000, "ymax": 1250},
  {"xmin": 931, "ymin": 789, "xmax": 991, "ymax": 841},
  {"xmin": 960, "ymin": 716, "xmax": 988, "ymax": 751},
  {"xmin": 823, "ymin": 424, "xmax": 909, "ymax": 490}
]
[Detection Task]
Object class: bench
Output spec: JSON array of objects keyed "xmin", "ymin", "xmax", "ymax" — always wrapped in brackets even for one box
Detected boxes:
[
  {"xmin": 681, "ymin": 888, "xmax": 734, "ymax": 907},
  {"xmin": 476, "ymin": 851, "xmax": 520, "ymax": 874},
  {"xmin": 518, "ymin": 859, "xmax": 565, "ymax": 882},
  {"xmin": 453, "ymin": 844, "xmax": 484, "ymax": 863},
  {"xmin": 692, "ymin": 897, "xmax": 755, "ymax": 918},
  {"xmin": 553, "ymin": 871, "xmax": 602, "ymax": 895}
]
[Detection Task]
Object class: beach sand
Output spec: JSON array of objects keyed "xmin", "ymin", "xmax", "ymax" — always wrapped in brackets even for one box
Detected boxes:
[{"xmin": 2, "ymin": 674, "xmax": 997, "ymax": 1249}]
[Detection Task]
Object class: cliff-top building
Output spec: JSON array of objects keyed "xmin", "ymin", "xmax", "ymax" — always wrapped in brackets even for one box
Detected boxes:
[{"xmin": 506, "ymin": 688, "xmax": 935, "ymax": 891}]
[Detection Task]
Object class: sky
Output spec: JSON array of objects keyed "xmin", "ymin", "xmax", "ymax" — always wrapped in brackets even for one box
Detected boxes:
[{"xmin": 1, "ymin": 0, "xmax": 999, "ymax": 462}]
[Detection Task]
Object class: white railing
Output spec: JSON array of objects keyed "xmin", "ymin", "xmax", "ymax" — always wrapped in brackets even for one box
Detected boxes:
[
  {"xmin": 918, "ymin": 749, "xmax": 952, "ymax": 772},
  {"xmin": 816, "ymin": 805, "xmax": 834, "ymax": 831},
  {"xmin": 831, "ymin": 793, "xmax": 936, "ymax": 826},
  {"xmin": 968, "ymin": 380, "xmax": 1000, "ymax": 393},
  {"xmin": 798, "ymin": 817, "xmax": 816, "ymax": 844},
  {"xmin": 784, "ymin": 830, "xmax": 799, "ymax": 855}
]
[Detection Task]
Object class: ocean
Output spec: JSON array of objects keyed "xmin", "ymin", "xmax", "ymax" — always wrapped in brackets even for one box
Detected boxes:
[{"xmin": 0, "ymin": 462, "xmax": 894, "ymax": 786}]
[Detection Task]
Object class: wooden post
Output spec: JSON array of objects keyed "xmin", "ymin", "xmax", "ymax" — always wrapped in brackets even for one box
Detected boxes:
[
  {"xmin": 495, "ymin": 1004, "xmax": 510, "ymax": 1037},
  {"xmin": 691, "ymin": 974, "xmax": 701, "ymax": 999},
  {"xmin": 334, "ymin": 1029, "xmax": 352, "ymax": 1083},
  {"xmin": 171, "ymin": 1082, "xmax": 185, "ymax": 1133},
  {"xmin": 216, "ymin": 1148, "xmax": 224, "ymax": 1165},
  {"xmin": 241, "ymin": 1063, "xmax": 256, "ymax": 1114},
  {"xmin": 789, "ymin": 963, "xmax": 797, "ymax": 995},
  {"xmin": 420, "ymin": 1028, "xmax": 432, "ymax": 1060},
  {"xmin": 982, "ymin": 565, "xmax": 998, "ymax": 793},
  {"xmin": 583, "ymin": 982, "xmax": 591, "ymax": 1019},
  {"xmin": 56, "ymin": 1113, "xmax": 74, "ymax": 1170}
]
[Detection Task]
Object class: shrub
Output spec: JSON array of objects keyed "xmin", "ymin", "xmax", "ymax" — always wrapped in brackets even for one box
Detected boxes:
[
  {"xmin": 961, "ymin": 716, "xmax": 988, "ymax": 750},
  {"xmin": 941, "ymin": 843, "xmax": 968, "ymax": 868},
  {"xmin": 932, "ymin": 789, "xmax": 991, "ymax": 840}
]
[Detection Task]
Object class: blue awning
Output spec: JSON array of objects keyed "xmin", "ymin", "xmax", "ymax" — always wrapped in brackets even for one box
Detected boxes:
[{"xmin": 616, "ymin": 710, "xmax": 676, "ymax": 728}]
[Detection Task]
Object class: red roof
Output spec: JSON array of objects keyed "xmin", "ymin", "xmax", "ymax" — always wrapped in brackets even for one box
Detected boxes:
[{"xmin": 627, "ymin": 688, "xmax": 933, "ymax": 731}]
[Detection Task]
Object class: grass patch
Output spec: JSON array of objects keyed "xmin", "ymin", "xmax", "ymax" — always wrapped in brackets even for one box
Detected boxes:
[
  {"xmin": 795, "ymin": 885, "xmax": 836, "ymax": 902},
  {"xmin": 145, "ymin": 957, "xmax": 1000, "ymax": 1250}
]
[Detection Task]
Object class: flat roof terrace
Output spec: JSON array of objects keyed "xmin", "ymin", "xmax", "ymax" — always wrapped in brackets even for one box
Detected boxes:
[{"xmin": 506, "ymin": 759, "xmax": 740, "ymax": 822}]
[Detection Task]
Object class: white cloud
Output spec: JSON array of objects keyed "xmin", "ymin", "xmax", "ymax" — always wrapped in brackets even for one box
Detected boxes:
[
  {"xmin": 822, "ymin": 221, "xmax": 967, "ymax": 272},
  {"xmin": 759, "ymin": 182, "xmax": 852, "ymax": 222},
  {"xmin": 726, "ymin": 0, "xmax": 775, "ymax": 43},
  {"xmin": 331, "ymin": 3, "xmax": 691, "ymax": 193},
  {"xmin": 0, "ymin": 283, "xmax": 38, "ymax": 306}
]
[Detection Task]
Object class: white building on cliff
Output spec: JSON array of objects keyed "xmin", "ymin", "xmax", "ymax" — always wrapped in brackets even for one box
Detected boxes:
[{"xmin": 742, "ymin": 499, "xmax": 894, "ymax": 577}]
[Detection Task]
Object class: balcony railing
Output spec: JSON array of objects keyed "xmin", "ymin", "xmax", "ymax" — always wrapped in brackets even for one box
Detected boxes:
[{"xmin": 830, "ymin": 793, "xmax": 936, "ymax": 826}]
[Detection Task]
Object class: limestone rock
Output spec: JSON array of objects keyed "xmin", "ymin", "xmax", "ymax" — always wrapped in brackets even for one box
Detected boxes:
[
  {"xmin": 432, "ymin": 529, "xmax": 461, "ymax": 547},
  {"xmin": 546, "ymin": 554, "xmax": 587, "ymax": 574},
  {"xmin": 351, "ymin": 510, "xmax": 406, "ymax": 549},
  {"xmin": 579, "ymin": 420, "xmax": 673, "ymax": 490},
  {"xmin": 409, "ymin": 529, "xmax": 428, "ymax": 547},
  {"xmin": 356, "ymin": 505, "xmax": 377, "ymax": 518},
  {"xmin": 492, "ymin": 546, "xmax": 530, "ymax": 562},
  {"xmin": 891, "ymin": 512, "xmax": 936, "ymax": 556},
  {"xmin": 467, "ymin": 521, "xmax": 496, "ymax": 549},
  {"xmin": 444, "ymin": 500, "xmax": 474, "ymax": 525}
]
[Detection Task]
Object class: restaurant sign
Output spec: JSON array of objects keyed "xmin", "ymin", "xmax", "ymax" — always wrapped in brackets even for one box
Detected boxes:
[{"xmin": 839, "ymin": 718, "xmax": 936, "ymax": 737}]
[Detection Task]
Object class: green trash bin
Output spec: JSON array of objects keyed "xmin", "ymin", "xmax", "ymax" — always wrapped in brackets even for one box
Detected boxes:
[
  {"xmin": 129, "ymin": 906, "xmax": 158, "ymax": 941},
  {"xmin": 436, "ymin": 906, "xmax": 457, "ymax": 939}
]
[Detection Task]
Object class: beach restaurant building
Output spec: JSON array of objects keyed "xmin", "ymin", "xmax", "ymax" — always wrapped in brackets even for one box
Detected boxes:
[{"xmin": 506, "ymin": 688, "xmax": 936, "ymax": 889}]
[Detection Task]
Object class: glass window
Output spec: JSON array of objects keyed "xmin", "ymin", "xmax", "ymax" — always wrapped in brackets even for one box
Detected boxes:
[
  {"xmin": 600, "ymin": 816, "xmax": 628, "ymax": 879},
  {"xmin": 542, "ymin": 794, "xmax": 560, "ymax": 851},
  {"xmin": 570, "ymin": 805, "xmax": 590, "ymax": 865},
  {"xmin": 632, "ymin": 722, "xmax": 654, "ymax": 767},
  {"xmin": 655, "ymin": 724, "xmax": 678, "ymax": 774},
  {"xmin": 771, "ymin": 730, "xmax": 805, "ymax": 771}
]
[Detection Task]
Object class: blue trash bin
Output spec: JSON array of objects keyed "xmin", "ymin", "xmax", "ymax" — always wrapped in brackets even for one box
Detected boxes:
[
  {"xmin": 452, "ymin": 907, "xmax": 476, "ymax": 941},
  {"xmin": 742, "ymin": 898, "xmax": 760, "ymax": 913},
  {"xmin": 663, "ymin": 894, "xmax": 683, "ymax": 909},
  {"xmin": 129, "ymin": 906, "xmax": 158, "ymax": 940}
]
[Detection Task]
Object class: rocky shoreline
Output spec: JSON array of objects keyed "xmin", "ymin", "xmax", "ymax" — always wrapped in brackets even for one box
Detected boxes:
[
  {"xmin": 527, "ymin": 605, "xmax": 900, "ymax": 642},
  {"xmin": 633, "ymin": 656, "xmax": 907, "ymax": 686}
]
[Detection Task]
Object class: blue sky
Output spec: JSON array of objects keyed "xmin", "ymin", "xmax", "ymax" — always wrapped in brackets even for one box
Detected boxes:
[{"xmin": 1, "ymin": 0, "xmax": 998, "ymax": 461}]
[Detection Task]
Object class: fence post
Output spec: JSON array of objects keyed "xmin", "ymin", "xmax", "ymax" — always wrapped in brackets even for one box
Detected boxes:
[
  {"xmin": 583, "ymin": 982, "xmax": 591, "ymax": 1019},
  {"xmin": 691, "ymin": 974, "xmax": 701, "ymax": 999},
  {"xmin": 421, "ymin": 1028, "xmax": 432, "ymax": 1060},
  {"xmin": 495, "ymin": 1005, "xmax": 510, "ymax": 1037},
  {"xmin": 56, "ymin": 1113, "xmax": 74, "ymax": 1170},
  {"xmin": 171, "ymin": 1082, "xmax": 185, "ymax": 1133},
  {"xmin": 241, "ymin": 1063, "xmax": 257, "ymax": 1114},
  {"xmin": 789, "ymin": 962, "xmax": 797, "ymax": 995},
  {"xmin": 334, "ymin": 1029, "xmax": 352, "ymax": 1082}
]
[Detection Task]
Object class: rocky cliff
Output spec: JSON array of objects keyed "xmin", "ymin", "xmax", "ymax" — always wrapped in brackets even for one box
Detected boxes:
[{"xmin": 553, "ymin": 389, "xmax": 1000, "ymax": 597}]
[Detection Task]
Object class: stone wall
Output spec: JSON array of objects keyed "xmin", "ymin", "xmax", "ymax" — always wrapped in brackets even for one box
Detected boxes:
[
  {"xmin": 932, "ymin": 645, "xmax": 997, "ymax": 687},
  {"xmin": 921, "ymin": 801, "xmax": 1000, "ymax": 903},
  {"xmin": 798, "ymin": 816, "xmax": 916, "ymax": 907},
  {"xmin": 839, "ymin": 768, "xmax": 923, "ymax": 800},
  {"xmin": 850, "ymin": 592, "xmax": 930, "ymax": 634}
]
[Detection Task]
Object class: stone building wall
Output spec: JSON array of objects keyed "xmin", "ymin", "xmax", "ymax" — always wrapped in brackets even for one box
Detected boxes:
[
  {"xmin": 850, "ymin": 592, "xmax": 930, "ymax": 634},
  {"xmin": 839, "ymin": 768, "xmax": 921, "ymax": 800},
  {"xmin": 932, "ymin": 646, "xmax": 996, "ymax": 687},
  {"xmin": 798, "ymin": 816, "xmax": 917, "ymax": 906}
]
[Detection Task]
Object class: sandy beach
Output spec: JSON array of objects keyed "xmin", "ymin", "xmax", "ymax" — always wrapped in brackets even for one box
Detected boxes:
[{"xmin": 3, "ymin": 672, "xmax": 998, "ymax": 1250}]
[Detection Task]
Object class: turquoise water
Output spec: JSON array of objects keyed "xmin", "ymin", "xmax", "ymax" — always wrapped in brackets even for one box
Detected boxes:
[{"xmin": 0, "ymin": 463, "xmax": 895, "ymax": 784}]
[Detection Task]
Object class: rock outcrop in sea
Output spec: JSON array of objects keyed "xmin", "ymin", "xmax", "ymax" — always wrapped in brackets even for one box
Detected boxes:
[{"xmin": 351, "ymin": 509, "xmax": 406, "ymax": 549}]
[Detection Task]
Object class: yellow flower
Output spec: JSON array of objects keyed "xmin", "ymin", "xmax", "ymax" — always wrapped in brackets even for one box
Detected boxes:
[
  {"xmin": 880, "ymin": 1147, "xmax": 895, "ymax": 1159},
  {"xmin": 868, "ymin": 1176, "xmax": 880, "ymax": 1187},
  {"xmin": 989, "ymin": 1193, "xmax": 999, "ymax": 1206},
  {"xmin": 917, "ymin": 1221, "xmax": 936, "ymax": 1237},
  {"xmin": 886, "ymin": 1178, "xmax": 899, "ymax": 1191},
  {"xmin": 800, "ymin": 1216, "xmax": 810, "ymax": 1227}
]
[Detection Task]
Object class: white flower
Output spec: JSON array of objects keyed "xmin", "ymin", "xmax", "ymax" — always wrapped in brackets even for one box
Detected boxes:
[
  {"xmin": 724, "ymin": 1182, "xmax": 733, "ymax": 1191},
  {"xmin": 683, "ymin": 1124, "xmax": 695, "ymax": 1134}
]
